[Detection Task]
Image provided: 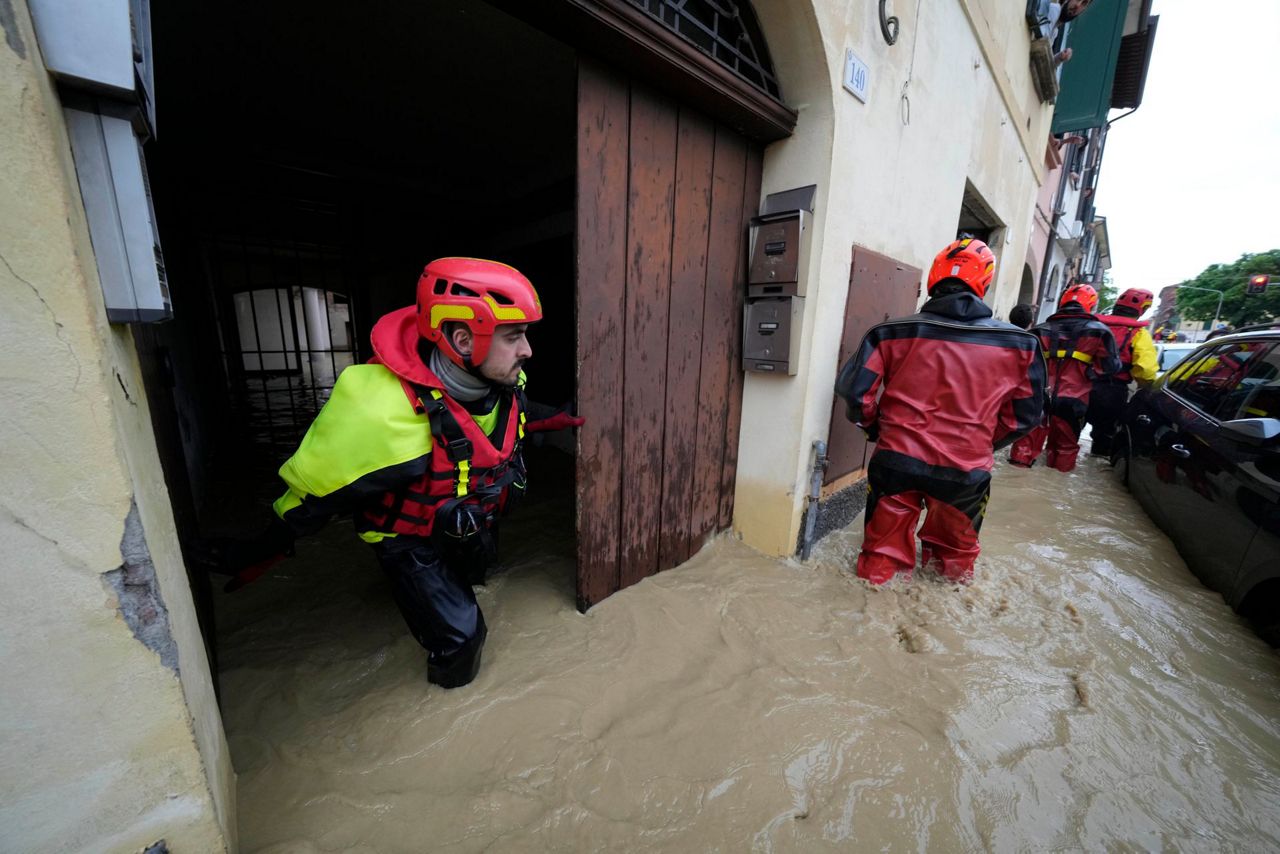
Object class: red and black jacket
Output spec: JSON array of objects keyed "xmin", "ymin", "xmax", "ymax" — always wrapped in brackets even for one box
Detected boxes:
[
  {"xmin": 1032, "ymin": 305, "xmax": 1120, "ymax": 403},
  {"xmin": 835, "ymin": 291, "xmax": 1047, "ymax": 474},
  {"xmin": 1095, "ymin": 313, "xmax": 1146, "ymax": 382}
]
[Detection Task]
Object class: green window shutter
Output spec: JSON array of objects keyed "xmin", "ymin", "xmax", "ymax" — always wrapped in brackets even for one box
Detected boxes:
[{"xmin": 1051, "ymin": 0, "xmax": 1129, "ymax": 134}]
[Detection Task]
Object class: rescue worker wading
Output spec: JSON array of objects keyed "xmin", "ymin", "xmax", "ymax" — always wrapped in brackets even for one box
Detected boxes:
[
  {"xmin": 213, "ymin": 258, "xmax": 571, "ymax": 689},
  {"xmin": 1087, "ymin": 287, "xmax": 1158, "ymax": 457},
  {"xmin": 835, "ymin": 239, "xmax": 1047, "ymax": 585},
  {"xmin": 1009, "ymin": 283, "xmax": 1120, "ymax": 472}
]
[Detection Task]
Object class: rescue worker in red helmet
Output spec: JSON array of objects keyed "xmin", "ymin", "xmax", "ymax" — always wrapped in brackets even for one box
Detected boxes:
[
  {"xmin": 1009, "ymin": 282, "xmax": 1119, "ymax": 472},
  {"xmin": 1087, "ymin": 287, "xmax": 1158, "ymax": 457},
  {"xmin": 835, "ymin": 238, "xmax": 1046, "ymax": 585},
  {"xmin": 204, "ymin": 258, "xmax": 580, "ymax": 688}
]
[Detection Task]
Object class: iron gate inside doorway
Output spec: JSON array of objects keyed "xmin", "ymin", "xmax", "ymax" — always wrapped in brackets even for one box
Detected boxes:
[{"xmin": 211, "ymin": 239, "xmax": 360, "ymax": 450}]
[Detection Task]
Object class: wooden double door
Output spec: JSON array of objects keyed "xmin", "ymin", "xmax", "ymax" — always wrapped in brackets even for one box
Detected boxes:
[{"xmin": 574, "ymin": 57, "xmax": 763, "ymax": 609}]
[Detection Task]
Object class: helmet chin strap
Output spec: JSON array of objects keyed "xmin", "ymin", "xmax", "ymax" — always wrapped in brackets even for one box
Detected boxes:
[{"xmin": 442, "ymin": 326, "xmax": 490, "ymax": 380}]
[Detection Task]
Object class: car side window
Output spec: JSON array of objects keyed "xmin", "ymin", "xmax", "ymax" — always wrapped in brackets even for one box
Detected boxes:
[
  {"xmin": 1166, "ymin": 341, "xmax": 1273, "ymax": 418},
  {"xmin": 1216, "ymin": 345, "xmax": 1280, "ymax": 422}
]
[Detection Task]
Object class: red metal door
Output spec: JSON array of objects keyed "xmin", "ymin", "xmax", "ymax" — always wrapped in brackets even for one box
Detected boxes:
[
  {"xmin": 825, "ymin": 246, "xmax": 923, "ymax": 485},
  {"xmin": 575, "ymin": 57, "xmax": 762, "ymax": 609}
]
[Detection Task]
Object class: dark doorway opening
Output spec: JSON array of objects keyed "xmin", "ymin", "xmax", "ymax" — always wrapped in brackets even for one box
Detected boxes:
[
  {"xmin": 145, "ymin": 0, "xmax": 580, "ymax": 695},
  {"xmin": 1018, "ymin": 263, "xmax": 1036, "ymax": 306}
]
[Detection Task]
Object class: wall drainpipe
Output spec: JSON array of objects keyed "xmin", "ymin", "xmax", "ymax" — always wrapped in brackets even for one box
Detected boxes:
[{"xmin": 801, "ymin": 440, "xmax": 829, "ymax": 561}]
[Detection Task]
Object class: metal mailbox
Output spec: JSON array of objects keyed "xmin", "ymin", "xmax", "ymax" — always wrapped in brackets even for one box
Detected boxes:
[
  {"xmin": 743, "ymin": 297, "xmax": 804, "ymax": 375},
  {"xmin": 748, "ymin": 210, "xmax": 806, "ymax": 298}
]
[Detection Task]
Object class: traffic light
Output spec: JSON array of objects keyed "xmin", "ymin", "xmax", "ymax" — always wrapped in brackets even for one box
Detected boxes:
[{"xmin": 1247, "ymin": 274, "xmax": 1270, "ymax": 295}]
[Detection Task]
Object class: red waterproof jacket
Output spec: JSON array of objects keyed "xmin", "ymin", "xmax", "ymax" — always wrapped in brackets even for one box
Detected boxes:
[
  {"xmin": 1096, "ymin": 313, "xmax": 1157, "ymax": 383},
  {"xmin": 835, "ymin": 291, "xmax": 1047, "ymax": 474},
  {"xmin": 1033, "ymin": 305, "xmax": 1120, "ymax": 402}
]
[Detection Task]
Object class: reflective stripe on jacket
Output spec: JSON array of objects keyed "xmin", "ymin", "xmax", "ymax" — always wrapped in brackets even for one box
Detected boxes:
[
  {"xmin": 272, "ymin": 306, "xmax": 525, "ymax": 543},
  {"xmin": 1032, "ymin": 307, "xmax": 1120, "ymax": 404},
  {"xmin": 359, "ymin": 381, "xmax": 525, "ymax": 540}
]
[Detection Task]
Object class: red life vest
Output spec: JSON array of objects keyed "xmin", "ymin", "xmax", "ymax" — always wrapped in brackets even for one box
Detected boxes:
[
  {"xmin": 1096, "ymin": 313, "xmax": 1147, "ymax": 382},
  {"xmin": 358, "ymin": 367, "xmax": 527, "ymax": 539}
]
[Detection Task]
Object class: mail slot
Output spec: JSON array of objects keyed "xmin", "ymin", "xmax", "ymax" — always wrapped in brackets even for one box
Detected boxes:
[
  {"xmin": 743, "ymin": 296, "xmax": 804, "ymax": 375},
  {"xmin": 748, "ymin": 210, "xmax": 807, "ymax": 298}
]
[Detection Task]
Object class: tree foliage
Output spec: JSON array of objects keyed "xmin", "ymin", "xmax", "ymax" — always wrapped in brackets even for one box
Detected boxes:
[
  {"xmin": 1175, "ymin": 250, "xmax": 1280, "ymax": 327},
  {"xmin": 1096, "ymin": 269, "xmax": 1118, "ymax": 311}
]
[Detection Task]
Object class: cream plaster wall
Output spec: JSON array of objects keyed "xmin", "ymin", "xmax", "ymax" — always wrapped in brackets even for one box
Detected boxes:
[
  {"xmin": 732, "ymin": 0, "xmax": 1056, "ymax": 556},
  {"xmin": 0, "ymin": 1, "xmax": 234, "ymax": 850}
]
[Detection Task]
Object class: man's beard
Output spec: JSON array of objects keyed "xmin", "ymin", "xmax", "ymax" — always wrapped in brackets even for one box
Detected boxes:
[{"xmin": 485, "ymin": 359, "xmax": 525, "ymax": 387}]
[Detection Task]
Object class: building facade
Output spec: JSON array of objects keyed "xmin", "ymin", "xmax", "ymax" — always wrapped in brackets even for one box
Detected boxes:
[
  {"xmin": 1, "ymin": 0, "xmax": 1150, "ymax": 847},
  {"xmin": 1028, "ymin": 0, "xmax": 1158, "ymax": 319}
]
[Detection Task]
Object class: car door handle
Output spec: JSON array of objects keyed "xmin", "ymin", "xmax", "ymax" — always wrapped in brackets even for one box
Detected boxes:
[
  {"xmin": 1170, "ymin": 444, "xmax": 1191, "ymax": 458},
  {"xmin": 1136, "ymin": 415, "xmax": 1151, "ymax": 425}
]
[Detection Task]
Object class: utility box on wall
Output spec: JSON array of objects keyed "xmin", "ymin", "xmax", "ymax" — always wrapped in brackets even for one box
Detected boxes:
[
  {"xmin": 742, "ymin": 297, "xmax": 804, "ymax": 374},
  {"xmin": 743, "ymin": 185, "xmax": 816, "ymax": 376},
  {"xmin": 63, "ymin": 97, "xmax": 170, "ymax": 323},
  {"xmin": 28, "ymin": 0, "xmax": 156, "ymax": 132},
  {"xmin": 748, "ymin": 210, "xmax": 805, "ymax": 297},
  {"xmin": 29, "ymin": 0, "xmax": 168, "ymax": 323}
]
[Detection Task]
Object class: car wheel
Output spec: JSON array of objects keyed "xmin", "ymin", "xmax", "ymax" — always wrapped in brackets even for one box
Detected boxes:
[
  {"xmin": 1255, "ymin": 619, "xmax": 1280, "ymax": 649},
  {"xmin": 1111, "ymin": 430, "xmax": 1131, "ymax": 488},
  {"xmin": 1239, "ymin": 581, "xmax": 1280, "ymax": 648}
]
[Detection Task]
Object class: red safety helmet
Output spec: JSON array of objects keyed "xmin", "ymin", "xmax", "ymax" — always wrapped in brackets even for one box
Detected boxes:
[
  {"xmin": 1059, "ymin": 282, "xmax": 1099, "ymax": 314},
  {"xmin": 927, "ymin": 238, "xmax": 996, "ymax": 299},
  {"xmin": 1116, "ymin": 287, "xmax": 1154, "ymax": 315},
  {"xmin": 416, "ymin": 258, "xmax": 542, "ymax": 369}
]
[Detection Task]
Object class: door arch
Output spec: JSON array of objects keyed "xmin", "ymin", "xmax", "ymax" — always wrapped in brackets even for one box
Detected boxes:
[
  {"xmin": 489, "ymin": 0, "xmax": 797, "ymax": 143},
  {"xmin": 1018, "ymin": 263, "xmax": 1036, "ymax": 305}
]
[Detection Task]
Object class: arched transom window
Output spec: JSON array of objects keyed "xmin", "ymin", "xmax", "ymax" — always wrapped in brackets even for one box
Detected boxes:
[{"xmin": 626, "ymin": 0, "xmax": 782, "ymax": 99}]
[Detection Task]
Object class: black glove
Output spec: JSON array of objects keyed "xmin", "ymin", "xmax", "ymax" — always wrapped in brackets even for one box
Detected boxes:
[
  {"xmin": 859, "ymin": 421, "xmax": 881, "ymax": 443},
  {"xmin": 192, "ymin": 516, "xmax": 296, "ymax": 592}
]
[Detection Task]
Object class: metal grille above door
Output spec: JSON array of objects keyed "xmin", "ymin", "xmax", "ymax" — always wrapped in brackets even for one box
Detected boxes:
[
  {"xmin": 625, "ymin": 0, "xmax": 782, "ymax": 97},
  {"xmin": 576, "ymin": 57, "xmax": 762, "ymax": 610}
]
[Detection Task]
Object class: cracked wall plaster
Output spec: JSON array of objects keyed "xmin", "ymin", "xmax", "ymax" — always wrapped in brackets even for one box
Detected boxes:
[
  {"xmin": 103, "ymin": 502, "xmax": 178, "ymax": 671},
  {"xmin": 0, "ymin": 0, "xmax": 26, "ymax": 58}
]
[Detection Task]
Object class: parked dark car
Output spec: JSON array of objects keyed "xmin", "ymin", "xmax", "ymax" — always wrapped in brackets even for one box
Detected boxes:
[{"xmin": 1115, "ymin": 329, "xmax": 1280, "ymax": 643}]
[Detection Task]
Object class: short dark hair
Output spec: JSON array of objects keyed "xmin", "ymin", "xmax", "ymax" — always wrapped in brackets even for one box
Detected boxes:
[
  {"xmin": 1009, "ymin": 303, "xmax": 1035, "ymax": 329},
  {"xmin": 930, "ymin": 280, "xmax": 971, "ymax": 298}
]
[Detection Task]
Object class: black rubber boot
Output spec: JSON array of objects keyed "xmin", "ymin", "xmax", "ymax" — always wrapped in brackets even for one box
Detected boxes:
[{"xmin": 427, "ymin": 619, "xmax": 487, "ymax": 689}]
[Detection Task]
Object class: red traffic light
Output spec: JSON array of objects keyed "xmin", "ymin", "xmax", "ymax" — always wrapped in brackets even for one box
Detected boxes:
[{"xmin": 1247, "ymin": 274, "xmax": 1270, "ymax": 295}]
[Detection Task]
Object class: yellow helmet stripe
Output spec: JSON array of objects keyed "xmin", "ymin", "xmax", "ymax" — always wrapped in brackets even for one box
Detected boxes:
[
  {"xmin": 484, "ymin": 295, "xmax": 528, "ymax": 322},
  {"xmin": 431, "ymin": 304, "xmax": 476, "ymax": 329}
]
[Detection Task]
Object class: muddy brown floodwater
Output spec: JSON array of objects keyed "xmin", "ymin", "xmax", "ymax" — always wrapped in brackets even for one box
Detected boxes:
[{"xmin": 218, "ymin": 450, "xmax": 1280, "ymax": 852}]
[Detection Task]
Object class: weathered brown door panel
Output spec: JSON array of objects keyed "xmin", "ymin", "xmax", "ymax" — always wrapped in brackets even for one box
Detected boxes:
[
  {"xmin": 575, "ymin": 59, "xmax": 630, "ymax": 609},
  {"xmin": 575, "ymin": 56, "xmax": 761, "ymax": 608},
  {"xmin": 688, "ymin": 128, "xmax": 747, "ymax": 556},
  {"xmin": 658, "ymin": 111, "xmax": 715, "ymax": 570},
  {"xmin": 825, "ymin": 246, "xmax": 923, "ymax": 483},
  {"xmin": 719, "ymin": 145, "xmax": 763, "ymax": 530},
  {"xmin": 619, "ymin": 84, "xmax": 678, "ymax": 589}
]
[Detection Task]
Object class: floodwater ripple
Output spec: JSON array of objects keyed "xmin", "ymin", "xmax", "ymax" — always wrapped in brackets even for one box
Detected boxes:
[{"xmin": 221, "ymin": 455, "xmax": 1280, "ymax": 852}]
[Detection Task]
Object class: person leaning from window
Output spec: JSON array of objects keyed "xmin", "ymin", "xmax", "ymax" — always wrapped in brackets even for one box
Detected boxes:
[
  {"xmin": 200, "ymin": 259, "xmax": 582, "ymax": 689},
  {"xmin": 835, "ymin": 239, "xmax": 1046, "ymax": 585},
  {"xmin": 1087, "ymin": 288, "xmax": 1158, "ymax": 457},
  {"xmin": 1028, "ymin": 0, "xmax": 1096, "ymax": 64}
]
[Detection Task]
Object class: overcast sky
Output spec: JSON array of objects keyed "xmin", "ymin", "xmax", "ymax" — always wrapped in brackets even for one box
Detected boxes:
[{"xmin": 1095, "ymin": 0, "xmax": 1280, "ymax": 294}]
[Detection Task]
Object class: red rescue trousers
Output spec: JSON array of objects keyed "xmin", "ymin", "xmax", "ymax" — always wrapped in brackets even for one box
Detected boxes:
[
  {"xmin": 857, "ymin": 453, "xmax": 991, "ymax": 585},
  {"xmin": 1009, "ymin": 397, "xmax": 1088, "ymax": 472}
]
